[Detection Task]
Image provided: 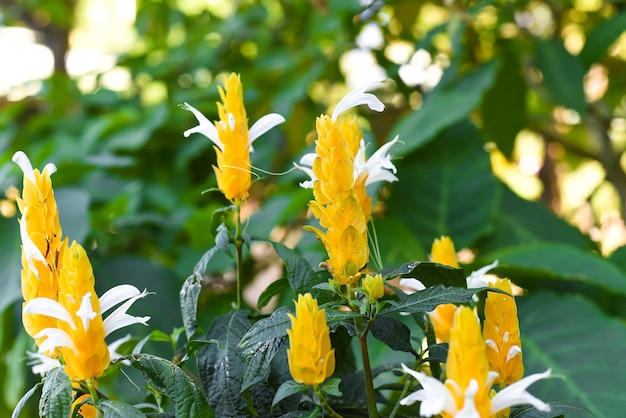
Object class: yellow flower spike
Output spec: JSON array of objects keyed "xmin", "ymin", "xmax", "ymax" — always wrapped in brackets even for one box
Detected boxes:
[
  {"xmin": 362, "ymin": 274, "xmax": 384, "ymax": 302},
  {"xmin": 484, "ymin": 278, "xmax": 524, "ymax": 387},
  {"xmin": 445, "ymin": 306, "xmax": 492, "ymax": 418},
  {"xmin": 428, "ymin": 236, "xmax": 459, "ymax": 343},
  {"xmin": 286, "ymin": 293, "xmax": 335, "ymax": 386},
  {"xmin": 182, "ymin": 73, "xmax": 285, "ymax": 203}
]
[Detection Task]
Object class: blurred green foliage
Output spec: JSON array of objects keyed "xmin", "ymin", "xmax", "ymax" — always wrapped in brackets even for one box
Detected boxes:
[{"xmin": 2, "ymin": 0, "xmax": 626, "ymax": 416}]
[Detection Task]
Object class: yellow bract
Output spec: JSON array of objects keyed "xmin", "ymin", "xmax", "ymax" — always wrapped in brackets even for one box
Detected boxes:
[
  {"xmin": 286, "ymin": 293, "xmax": 335, "ymax": 386},
  {"xmin": 428, "ymin": 236, "xmax": 458, "ymax": 342},
  {"xmin": 57, "ymin": 241, "xmax": 110, "ymax": 381},
  {"xmin": 363, "ymin": 274, "xmax": 384, "ymax": 301},
  {"xmin": 213, "ymin": 73, "xmax": 252, "ymax": 203},
  {"xmin": 484, "ymin": 278, "xmax": 524, "ymax": 387},
  {"xmin": 445, "ymin": 306, "xmax": 491, "ymax": 418}
]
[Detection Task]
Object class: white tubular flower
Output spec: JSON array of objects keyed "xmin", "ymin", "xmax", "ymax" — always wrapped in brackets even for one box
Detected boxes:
[
  {"xmin": 354, "ymin": 136, "xmax": 400, "ymax": 186},
  {"xmin": 331, "ymin": 79, "xmax": 385, "ymax": 121},
  {"xmin": 399, "ymin": 363, "xmax": 455, "ymax": 417},
  {"xmin": 27, "ymin": 351, "xmax": 62, "ymax": 376},
  {"xmin": 100, "ymin": 285, "xmax": 151, "ymax": 336},
  {"xmin": 466, "ymin": 260, "xmax": 499, "ymax": 289},
  {"xmin": 490, "ymin": 369, "xmax": 552, "ymax": 415},
  {"xmin": 181, "ymin": 102, "xmax": 285, "ymax": 151}
]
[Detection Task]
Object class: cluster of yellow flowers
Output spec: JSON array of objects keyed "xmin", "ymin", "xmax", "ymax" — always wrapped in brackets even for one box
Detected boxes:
[{"xmin": 13, "ymin": 152, "xmax": 150, "ymax": 388}]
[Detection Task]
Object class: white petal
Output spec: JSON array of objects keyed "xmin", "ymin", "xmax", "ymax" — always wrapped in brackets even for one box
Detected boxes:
[
  {"xmin": 107, "ymin": 334, "xmax": 132, "ymax": 365},
  {"xmin": 99, "ymin": 284, "xmax": 142, "ymax": 315},
  {"xmin": 466, "ymin": 260, "xmax": 499, "ymax": 289},
  {"xmin": 456, "ymin": 379, "xmax": 480, "ymax": 418},
  {"xmin": 332, "ymin": 80, "xmax": 385, "ymax": 121},
  {"xmin": 506, "ymin": 345, "xmax": 522, "ymax": 362},
  {"xmin": 366, "ymin": 135, "xmax": 399, "ymax": 174},
  {"xmin": 293, "ymin": 162, "xmax": 317, "ymax": 189},
  {"xmin": 19, "ymin": 207, "xmax": 48, "ymax": 278},
  {"xmin": 12, "ymin": 151, "xmax": 36, "ymax": 184},
  {"xmin": 299, "ymin": 152, "xmax": 318, "ymax": 167},
  {"xmin": 76, "ymin": 292, "xmax": 97, "ymax": 331},
  {"xmin": 365, "ymin": 170, "xmax": 399, "ymax": 186},
  {"xmin": 491, "ymin": 369, "xmax": 552, "ymax": 414},
  {"xmin": 24, "ymin": 298, "xmax": 76, "ymax": 330},
  {"xmin": 248, "ymin": 113, "xmax": 285, "ymax": 145},
  {"xmin": 42, "ymin": 163, "xmax": 57, "ymax": 176},
  {"xmin": 399, "ymin": 278, "xmax": 426, "ymax": 294},
  {"xmin": 399, "ymin": 364, "xmax": 452, "ymax": 417},
  {"xmin": 26, "ymin": 351, "xmax": 61, "ymax": 376},
  {"xmin": 104, "ymin": 290, "xmax": 151, "ymax": 336},
  {"xmin": 35, "ymin": 328, "xmax": 78, "ymax": 355},
  {"xmin": 181, "ymin": 102, "xmax": 224, "ymax": 150}
]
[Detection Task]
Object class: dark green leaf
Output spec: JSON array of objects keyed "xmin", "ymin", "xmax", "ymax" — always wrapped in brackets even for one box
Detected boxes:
[
  {"xmin": 579, "ymin": 10, "xmax": 626, "ymax": 69},
  {"xmin": 129, "ymin": 353, "xmax": 214, "ymax": 418},
  {"xmin": 100, "ymin": 400, "xmax": 146, "ymax": 418},
  {"xmin": 427, "ymin": 343, "xmax": 448, "ymax": 364},
  {"xmin": 371, "ymin": 217, "xmax": 427, "ymax": 269},
  {"xmin": 534, "ymin": 39, "xmax": 586, "ymax": 115},
  {"xmin": 133, "ymin": 329, "xmax": 174, "ymax": 354},
  {"xmin": 239, "ymin": 307, "xmax": 290, "ymax": 349},
  {"xmin": 379, "ymin": 261, "xmax": 466, "ymax": 287},
  {"xmin": 258, "ymin": 278, "xmax": 290, "ymax": 310},
  {"xmin": 197, "ymin": 310, "xmax": 250, "ymax": 417},
  {"xmin": 39, "ymin": 367, "xmax": 71, "ymax": 418},
  {"xmin": 269, "ymin": 241, "xmax": 324, "ymax": 296},
  {"xmin": 510, "ymin": 402, "xmax": 592, "ymax": 418},
  {"xmin": 481, "ymin": 41, "xmax": 526, "ymax": 157},
  {"xmin": 519, "ymin": 293, "xmax": 626, "ymax": 418},
  {"xmin": 391, "ymin": 60, "xmax": 499, "ymax": 156},
  {"xmin": 483, "ymin": 242, "xmax": 626, "ymax": 296},
  {"xmin": 0, "ymin": 217, "xmax": 22, "ymax": 312},
  {"xmin": 56, "ymin": 188, "xmax": 91, "ymax": 245},
  {"xmin": 388, "ymin": 120, "xmax": 498, "ymax": 249},
  {"xmin": 272, "ymin": 380, "xmax": 309, "ymax": 407},
  {"xmin": 370, "ymin": 317, "xmax": 416, "ymax": 354},
  {"xmin": 11, "ymin": 382, "xmax": 43, "ymax": 418},
  {"xmin": 381, "ymin": 285, "xmax": 480, "ymax": 316},
  {"xmin": 321, "ymin": 378, "xmax": 342, "ymax": 397}
]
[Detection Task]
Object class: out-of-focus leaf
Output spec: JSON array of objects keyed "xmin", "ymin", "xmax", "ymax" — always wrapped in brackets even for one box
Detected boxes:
[
  {"xmin": 477, "ymin": 184, "xmax": 596, "ymax": 254},
  {"xmin": 129, "ymin": 353, "xmax": 214, "ymax": 418},
  {"xmin": 197, "ymin": 310, "xmax": 250, "ymax": 417},
  {"xmin": 0, "ymin": 217, "xmax": 21, "ymax": 312},
  {"xmin": 534, "ymin": 39, "xmax": 586, "ymax": 116},
  {"xmin": 579, "ymin": 10, "xmax": 626, "ymax": 69},
  {"xmin": 56, "ymin": 187, "xmax": 91, "ymax": 245},
  {"xmin": 104, "ymin": 106, "xmax": 168, "ymax": 152},
  {"xmin": 258, "ymin": 278, "xmax": 290, "ymax": 310},
  {"xmin": 481, "ymin": 42, "xmax": 526, "ymax": 157},
  {"xmin": 269, "ymin": 241, "xmax": 325, "ymax": 298},
  {"xmin": 518, "ymin": 293, "xmax": 626, "ymax": 418},
  {"xmin": 380, "ymin": 285, "xmax": 482, "ymax": 316},
  {"xmin": 391, "ymin": 60, "xmax": 499, "ymax": 156},
  {"xmin": 11, "ymin": 382, "xmax": 42, "ymax": 418},
  {"xmin": 482, "ymin": 242, "xmax": 626, "ymax": 297},
  {"xmin": 371, "ymin": 217, "xmax": 426, "ymax": 270},
  {"xmin": 39, "ymin": 368, "xmax": 71, "ymax": 418},
  {"xmin": 388, "ymin": 120, "xmax": 498, "ymax": 249},
  {"xmin": 370, "ymin": 317, "xmax": 416, "ymax": 354},
  {"xmin": 510, "ymin": 403, "xmax": 592, "ymax": 418},
  {"xmin": 100, "ymin": 400, "xmax": 146, "ymax": 418}
]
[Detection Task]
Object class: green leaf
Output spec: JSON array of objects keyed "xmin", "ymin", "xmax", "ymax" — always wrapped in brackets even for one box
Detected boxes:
[
  {"xmin": 100, "ymin": 400, "xmax": 146, "ymax": 418},
  {"xmin": 239, "ymin": 307, "xmax": 290, "ymax": 349},
  {"xmin": 379, "ymin": 261, "xmax": 466, "ymax": 287},
  {"xmin": 0, "ymin": 217, "xmax": 21, "ymax": 313},
  {"xmin": 56, "ymin": 187, "xmax": 91, "ymax": 245},
  {"xmin": 272, "ymin": 380, "xmax": 309, "ymax": 407},
  {"xmin": 197, "ymin": 310, "xmax": 250, "ymax": 417},
  {"xmin": 518, "ymin": 293, "xmax": 626, "ymax": 418},
  {"xmin": 482, "ymin": 242, "xmax": 626, "ymax": 297},
  {"xmin": 129, "ymin": 353, "xmax": 214, "ymax": 418},
  {"xmin": 380, "ymin": 285, "xmax": 481, "ymax": 316},
  {"xmin": 391, "ymin": 60, "xmax": 499, "ymax": 156},
  {"xmin": 180, "ymin": 245, "xmax": 220, "ymax": 339},
  {"xmin": 477, "ymin": 184, "xmax": 596, "ymax": 254},
  {"xmin": 510, "ymin": 403, "xmax": 593, "ymax": 418},
  {"xmin": 370, "ymin": 317, "xmax": 416, "ymax": 354},
  {"xmin": 269, "ymin": 241, "xmax": 325, "ymax": 296},
  {"xmin": 11, "ymin": 382, "xmax": 43, "ymax": 418},
  {"xmin": 257, "ymin": 278, "xmax": 290, "ymax": 310},
  {"xmin": 39, "ymin": 367, "xmax": 71, "ymax": 418},
  {"xmin": 426, "ymin": 343, "xmax": 448, "ymax": 364},
  {"xmin": 579, "ymin": 10, "xmax": 626, "ymax": 69},
  {"xmin": 321, "ymin": 377, "xmax": 342, "ymax": 397},
  {"xmin": 371, "ymin": 217, "xmax": 426, "ymax": 269},
  {"xmin": 480, "ymin": 41, "xmax": 526, "ymax": 157},
  {"xmin": 388, "ymin": 119, "xmax": 498, "ymax": 249},
  {"xmin": 534, "ymin": 39, "xmax": 586, "ymax": 116}
]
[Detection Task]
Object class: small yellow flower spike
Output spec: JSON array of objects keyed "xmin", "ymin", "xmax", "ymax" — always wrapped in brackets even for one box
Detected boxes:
[
  {"xmin": 362, "ymin": 273, "xmax": 384, "ymax": 301},
  {"xmin": 445, "ymin": 306, "xmax": 491, "ymax": 418},
  {"xmin": 286, "ymin": 293, "xmax": 335, "ymax": 386},
  {"xmin": 484, "ymin": 278, "xmax": 524, "ymax": 387},
  {"xmin": 12, "ymin": 151, "xmax": 63, "ymax": 345},
  {"xmin": 428, "ymin": 236, "xmax": 458, "ymax": 342},
  {"xmin": 55, "ymin": 241, "xmax": 110, "ymax": 381}
]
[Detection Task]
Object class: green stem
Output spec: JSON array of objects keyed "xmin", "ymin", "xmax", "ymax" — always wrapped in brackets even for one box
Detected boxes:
[
  {"xmin": 234, "ymin": 202, "xmax": 243, "ymax": 309},
  {"xmin": 388, "ymin": 372, "xmax": 412, "ymax": 418},
  {"xmin": 315, "ymin": 386, "xmax": 343, "ymax": 418},
  {"xmin": 356, "ymin": 318, "xmax": 379, "ymax": 418},
  {"xmin": 85, "ymin": 379, "xmax": 101, "ymax": 417}
]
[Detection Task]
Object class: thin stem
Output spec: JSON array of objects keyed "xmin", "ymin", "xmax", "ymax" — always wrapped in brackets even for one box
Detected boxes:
[
  {"xmin": 315, "ymin": 386, "xmax": 344, "ymax": 418},
  {"xmin": 388, "ymin": 373, "xmax": 412, "ymax": 418},
  {"xmin": 356, "ymin": 317, "xmax": 379, "ymax": 418},
  {"xmin": 234, "ymin": 202, "xmax": 243, "ymax": 309},
  {"xmin": 85, "ymin": 379, "xmax": 101, "ymax": 417}
]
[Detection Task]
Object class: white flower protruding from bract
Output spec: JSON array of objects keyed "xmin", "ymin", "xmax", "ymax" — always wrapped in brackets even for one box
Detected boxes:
[
  {"xmin": 355, "ymin": 136, "xmax": 400, "ymax": 186},
  {"xmin": 399, "ymin": 278, "xmax": 426, "ymax": 294},
  {"xmin": 331, "ymin": 80, "xmax": 385, "ymax": 121},
  {"xmin": 181, "ymin": 102, "xmax": 285, "ymax": 151},
  {"xmin": 490, "ymin": 369, "xmax": 553, "ymax": 414},
  {"xmin": 399, "ymin": 363, "xmax": 454, "ymax": 417},
  {"xmin": 26, "ymin": 351, "xmax": 62, "ymax": 377},
  {"xmin": 466, "ymin": 260, "xmax": 499, "ymax": 289},
  {"xmin": 12, "ymin": 151, "xmax": 57, "ymax": 185}
]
